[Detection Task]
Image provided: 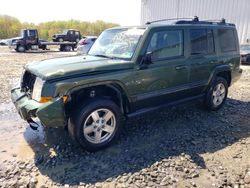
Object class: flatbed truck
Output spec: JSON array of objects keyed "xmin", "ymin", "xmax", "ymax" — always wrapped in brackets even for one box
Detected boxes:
[{"xmin": 8, "ymin": 29, "xmax": 78, "ymax": 52}]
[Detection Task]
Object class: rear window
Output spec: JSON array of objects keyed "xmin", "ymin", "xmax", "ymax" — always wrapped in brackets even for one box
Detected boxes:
[
  {"xmin": 218, "ymin": 29, "xmax": 237, "ymax": 52},
  {"xmin": 190, "ymin": 29, "xmax": 215, "ymax": 55}
]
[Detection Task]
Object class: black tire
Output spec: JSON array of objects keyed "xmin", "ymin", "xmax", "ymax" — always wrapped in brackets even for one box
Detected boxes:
[
  {"xmin": 16, "ymin": 45, "xmax": 25, "ymax": 52},
  {"xmin": 64, "ymin": 45, "xmax": 72, "ymax": 51},
  {"xmin": 246, "ymin": 56, "xmax": 250, "ymax": 64},
  {"xmin": 41, "ymin": 45, "xmax": 47, "ymax": 50},
  {"xmin": 69, "ymin": 98, "xmax": 123, "ymax": 151},
  {"xmin": 204, "ymin": 77, "xmax": 228, "ymax": 111},
  {"xmin": 58, "ymin": 38, "xmax": 64, "ymax": 42}
]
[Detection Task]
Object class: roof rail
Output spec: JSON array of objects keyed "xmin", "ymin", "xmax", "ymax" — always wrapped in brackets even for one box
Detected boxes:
[
  {"xmin": 145, "ymin": 17, "xmax": 194, "ymax": 25},
  {"xmin": 146, "ymin": 16, "xmax": 235, "ymax": 26}
]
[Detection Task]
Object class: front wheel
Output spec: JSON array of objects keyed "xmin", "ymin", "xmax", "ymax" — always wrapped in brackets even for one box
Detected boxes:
[
  {"xmin": 16, "ymin": 45, "xmax": 26, "ymax": 52},
  {"xmin": 58, "ymin": 38, "xmax": 64, "ymax": 42},
  {"xmin": 69, "ymin": 99, "xmax": 123, "ymax": 151},
  {"xmin": 204, "ymin": 77, "xmax": 228, "ymax": 111}
]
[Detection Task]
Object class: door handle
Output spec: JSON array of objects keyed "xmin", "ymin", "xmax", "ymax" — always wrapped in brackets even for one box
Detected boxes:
[{"xmin": 175, "ymin": 65, "xmax": 187, "ymax": 70}]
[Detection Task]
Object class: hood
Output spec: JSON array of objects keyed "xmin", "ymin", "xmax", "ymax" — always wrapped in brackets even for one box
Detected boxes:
[
  {"xmin": 53, "ymin": 34, "xmax": 65, "ymax": 37},
  {"xmin": 25, "ymin": 55, "xmax": 134, "ymax": 81},
  {"xmin": 11, "ymin": 37, "xmax": 23, "ymax": 42}
]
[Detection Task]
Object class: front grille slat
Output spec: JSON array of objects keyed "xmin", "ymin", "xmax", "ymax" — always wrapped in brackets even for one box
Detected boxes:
[{"xmin": 21, "ymin": 71, "xmax": 36, "ymax": 97}]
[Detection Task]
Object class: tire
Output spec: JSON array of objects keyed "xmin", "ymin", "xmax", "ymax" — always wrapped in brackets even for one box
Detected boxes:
[
  {"xmin": 69, "ymin": 98, "xmax": 123, "ymax": 151},
  {"xmin": 64, "ymin": 45, "xmax": 72, "ymax": 51},
  {"xmin": 204, "ymin": 77, "xmax": 228, "ymax": 111},
  {"xmin": 16, "ymin": 45, "xmax": 25, "ymax": 52},
  {"xmin": 41, "ymin": 45, "xmax": 46, "ymax": 50},
  {"xmin": 58, "ymin": 38, "xmax": 64, "ymax": 42},
  {"xmin": 246, "ymin": 56, "xmax": 250, "ymax": 64}
]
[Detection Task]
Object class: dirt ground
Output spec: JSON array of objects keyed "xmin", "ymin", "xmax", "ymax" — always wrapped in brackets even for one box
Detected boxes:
[{"xmin": 0, "ymin": 46, "xmax": 249, "ymax": 188}]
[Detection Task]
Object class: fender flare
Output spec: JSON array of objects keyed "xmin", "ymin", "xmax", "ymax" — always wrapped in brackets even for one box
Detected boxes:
[{"xmin": 207, "ymin": 64, "xmax": 232, "ymax": 86}]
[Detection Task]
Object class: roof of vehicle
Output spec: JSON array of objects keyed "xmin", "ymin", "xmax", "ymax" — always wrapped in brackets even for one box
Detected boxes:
[
  {"xmin": 64, "ymin": 29, "xmax": 80, "ymax": 31},
  {"xmin": 145, "ymin": 17, "xmax": 235, "ymax": 26}
]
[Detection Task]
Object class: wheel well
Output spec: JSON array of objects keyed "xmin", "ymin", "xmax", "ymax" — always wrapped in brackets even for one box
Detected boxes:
[
  {"xmin": 217, "ymin": 71, "xmax": 231, "ymax": 86},
  {"xmin": 66, "ymin": 84, "xmax": 130, "ymax": 116}
]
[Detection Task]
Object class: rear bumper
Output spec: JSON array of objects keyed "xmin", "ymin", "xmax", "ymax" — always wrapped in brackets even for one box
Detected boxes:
[{"xmin": 11, "ymin": 87, "xmax": 66, "ymax": 127}]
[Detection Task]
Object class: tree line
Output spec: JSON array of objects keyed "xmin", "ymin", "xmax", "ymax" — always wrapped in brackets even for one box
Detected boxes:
[{"xmin": 0, "ymin": 15, "xmax": 119, "ymax": 40}]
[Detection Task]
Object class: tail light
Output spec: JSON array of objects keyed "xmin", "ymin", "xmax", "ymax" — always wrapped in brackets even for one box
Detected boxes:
[{"xmin": 79, "ymin": 39, "xmax": 89, "ymax": 45}]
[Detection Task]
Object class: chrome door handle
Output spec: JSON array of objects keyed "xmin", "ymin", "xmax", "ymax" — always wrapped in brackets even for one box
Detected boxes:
[{"xmin": 175, "ymin": 65, "xmax": 187, "ymax": 70}]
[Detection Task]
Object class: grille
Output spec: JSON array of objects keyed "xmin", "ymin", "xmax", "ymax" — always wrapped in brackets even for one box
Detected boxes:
[{"xmin": 21, "ymin": 71, "xmax": 36, "ymax": 96}]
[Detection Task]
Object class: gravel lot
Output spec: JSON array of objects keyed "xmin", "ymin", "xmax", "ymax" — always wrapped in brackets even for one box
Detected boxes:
[{"xmin": 0, "ymin": 46, "xmax": 249, "ymax": 188}]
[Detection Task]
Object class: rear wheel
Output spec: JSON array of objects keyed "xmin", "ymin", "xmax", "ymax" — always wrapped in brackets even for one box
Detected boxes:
[
  {"xmin": 246, "ymin": 55, "xmax": 250, "ymax": 64},
  {"xmin": 69, "ymin": 99, "xmax": 123, "ymax": 151},
  {"xmin": 64, "ymin": 45, "xmax": 72, "ymax": 51},
  {"xmin": 204, "ymin": 77, "xmax": 228, "ymax": 111}
]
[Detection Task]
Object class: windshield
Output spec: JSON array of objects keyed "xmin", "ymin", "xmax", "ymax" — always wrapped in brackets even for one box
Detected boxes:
[
  {"xmin": 20, "ymin": 30, "xmax": 25, "ymax": 37},
  {"xmin": 88, "ymin": 28, "xmax": 145, "ymax": 59},
  {"xmin": 63, "ymin": 29, "xmax": 68, "ymax": 34},
  {"xmin": 240, "ymin": 45, "xmax": 250, "ymax": 51}
]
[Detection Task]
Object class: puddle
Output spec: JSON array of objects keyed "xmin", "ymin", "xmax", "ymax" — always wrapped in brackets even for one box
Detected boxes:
[{"xmin": 0, "ymin": 103, "xmax": 46, "ymax": 160}]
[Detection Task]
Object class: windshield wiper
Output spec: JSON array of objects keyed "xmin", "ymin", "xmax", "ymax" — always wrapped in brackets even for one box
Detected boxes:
[
  {"xmin": 91, "ymin": 54, "xmax": 125, "ymax": 60},
  {"xmin": 93, "ymin": 54, "xmax": 111, "ymax": 58}
]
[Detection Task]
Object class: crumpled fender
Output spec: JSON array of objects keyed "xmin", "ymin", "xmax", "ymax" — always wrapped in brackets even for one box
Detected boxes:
[{"xmin": 36, "ymin": 97, "xmax": 66, "ymax": 127}]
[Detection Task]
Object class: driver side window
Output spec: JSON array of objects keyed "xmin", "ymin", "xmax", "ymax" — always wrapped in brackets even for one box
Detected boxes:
[{"xmin": 146, "ymin": 30, "xmax": 183, "ymax": 61}]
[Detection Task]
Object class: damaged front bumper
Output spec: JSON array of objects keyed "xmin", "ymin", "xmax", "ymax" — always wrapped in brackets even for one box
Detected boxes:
[{"xmin": 11, "ymin": 87, "xmax": 66, "ymax": 128}]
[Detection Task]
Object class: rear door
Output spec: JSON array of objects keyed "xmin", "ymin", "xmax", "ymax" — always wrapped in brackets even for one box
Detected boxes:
[{"xmin": 187, "ymin": 28, "xmax": 217, "ymax": 95}]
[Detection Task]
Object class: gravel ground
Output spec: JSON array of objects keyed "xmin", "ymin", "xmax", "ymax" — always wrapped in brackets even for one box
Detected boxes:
[{"xmin": 0, "ymin": 46, "xmax": 249, "ymax": 188}]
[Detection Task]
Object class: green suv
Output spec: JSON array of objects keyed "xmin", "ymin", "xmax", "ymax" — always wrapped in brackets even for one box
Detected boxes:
[{"xmin": 11, "ymin": 18, "xmax": 242, "ymax": 151}]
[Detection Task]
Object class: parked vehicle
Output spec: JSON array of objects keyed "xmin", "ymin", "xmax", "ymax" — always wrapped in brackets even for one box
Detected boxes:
[
  {"xmin": 0, "ymin": 39, "xmax": 9, "ymax": 46},
  {"xmin": 52, "ymin": 29, "xmax": 81, "ymax": 43},
  {"xmin": 8, "ymin": 29, "xmax": 78, "ymax": 52},
  {"xmin": 240, "ymin": 44, "xmax": 250, "ymax": 64},
  {"xmin": 11, "ymin": 17, "xmax": 242, "ymax": 151},
  {"xmin": 76, "ymin": 36, "xmax": 97, "ymax": 55}
]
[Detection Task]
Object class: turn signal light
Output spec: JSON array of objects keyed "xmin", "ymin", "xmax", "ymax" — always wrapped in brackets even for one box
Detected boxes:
[
  {"xmin": 39, "ymin": 97, "xmax": 53, "ymax": 103},
  {"xmin": 39, "ymin": 96, "xmax": 68, "ymax": 103}
]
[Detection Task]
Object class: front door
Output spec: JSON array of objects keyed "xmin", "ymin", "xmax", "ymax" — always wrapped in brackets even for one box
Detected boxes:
[
  {"xmin": 25, "ymin": 30, "xmax": 38, "ymax": 45},
  {"xmin": 128, "ymin": 29, "xmax": 189, "ymax": 110}
]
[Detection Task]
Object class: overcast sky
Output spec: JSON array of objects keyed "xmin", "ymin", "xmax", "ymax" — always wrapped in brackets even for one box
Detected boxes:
[{"xmin": 0, "ymin": 0, "xmax": 141, "ymax": 26}]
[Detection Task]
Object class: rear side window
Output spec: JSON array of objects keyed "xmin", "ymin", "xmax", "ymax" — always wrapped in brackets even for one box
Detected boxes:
[
  {"xmin": 218, "ymin": 29, "xmax": 237, "ymax": 52},
  {"xmin": 190, "ymin": 29, "xmax": 214, "ymax": 55},
  {"xmin": 146, "ymin": 30, "xmax": 183, "ymax": 61}
]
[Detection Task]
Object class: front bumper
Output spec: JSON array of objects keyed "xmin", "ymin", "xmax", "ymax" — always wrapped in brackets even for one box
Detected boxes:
[
  {"xmin": 11, "ymin": 87, "xmax": 66, "ymax": 127},
  {"xmin": 8, "ymin": 44, "xmax": 16, "ymax": 50}
]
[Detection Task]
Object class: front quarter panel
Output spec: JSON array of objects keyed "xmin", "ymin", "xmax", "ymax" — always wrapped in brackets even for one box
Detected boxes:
[{"xmin": 36, "ymin": 98, "xmax": 65, "ymax": 127}]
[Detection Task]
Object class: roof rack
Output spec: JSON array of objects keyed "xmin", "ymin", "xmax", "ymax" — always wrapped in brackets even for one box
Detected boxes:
[
  {"xmin": 145, "ymin": 17, "xmax": 194, "ymax": 25},
  {"xmin": 146, "ymin": 16, "xmax": 235, "ymax": 26}
]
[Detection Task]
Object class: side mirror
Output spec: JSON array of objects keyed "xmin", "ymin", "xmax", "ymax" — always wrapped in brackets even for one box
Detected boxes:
[{"xmin": 143, "ymin": 52, "xmax": 153, "ymax": 65}]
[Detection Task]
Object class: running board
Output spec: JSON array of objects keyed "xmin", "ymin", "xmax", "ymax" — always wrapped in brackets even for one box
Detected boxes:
[{"xmin": 127, "ymin": 94, "xmax": 204, "ymax": 118}]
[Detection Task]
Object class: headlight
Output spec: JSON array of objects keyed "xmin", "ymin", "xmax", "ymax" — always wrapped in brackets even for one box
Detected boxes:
[{"xmin": 32, "ymin": 77, "xmax": 44, "ymax": 102}]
